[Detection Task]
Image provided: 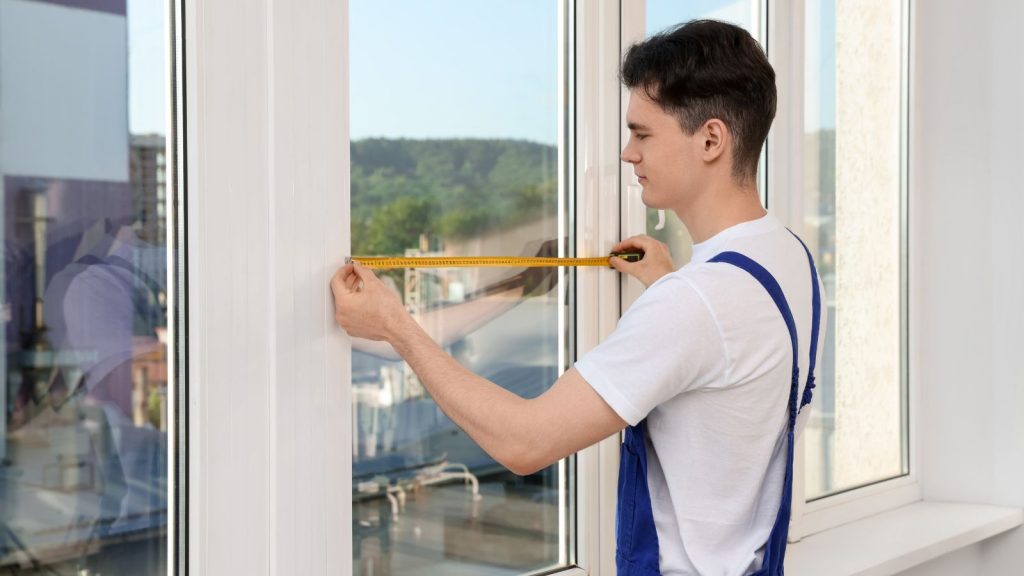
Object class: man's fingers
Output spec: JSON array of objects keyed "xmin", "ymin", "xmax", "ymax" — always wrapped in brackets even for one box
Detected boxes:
[
  {"xmin": 331, "ymin": 267, "xmax": 351, "ymax": 291},
  {"xmin": 330, "ymin": 263, "xmax": 367, "ymax": 296},
  {"xmin": 332, "ymin": 264, "xmax": 355, "ymax": 291},
  {"xmin": 344, "ymin": 272, "xmax": 359, "ymax": 291},
  {"xmin": 351, "ymin": 261, "xmax": 378, "ymax": 281}
]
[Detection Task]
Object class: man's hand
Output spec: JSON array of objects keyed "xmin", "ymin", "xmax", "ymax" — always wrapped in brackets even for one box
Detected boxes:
[
  {"xmin": 609, "ymin": 235, "xmax": 674, "ymax": 288},
  {"xmin": 331, "ymin": 262, "xmax": 409, "ymax": 342}
]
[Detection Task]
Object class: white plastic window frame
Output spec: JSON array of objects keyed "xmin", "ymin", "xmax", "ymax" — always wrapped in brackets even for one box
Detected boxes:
[
  {"xmin": 182, "ymin": 0, "xmax": 350, "ymax": 573},
  {"xmin": 782, "ymin": 0, "xmax": 918, "ymax": 542},
  {"xmin": 574, "ymin": 1, "xmax": 629, "ymax": 573},
  {"xmin": 617, "ymin": 0, "xmax": 919, "ymax": 545}
]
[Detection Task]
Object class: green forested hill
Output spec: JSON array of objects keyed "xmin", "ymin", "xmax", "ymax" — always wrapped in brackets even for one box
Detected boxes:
[{"xmin": 351, "ymin": 138, "xmax": 558, "ymax": 256}]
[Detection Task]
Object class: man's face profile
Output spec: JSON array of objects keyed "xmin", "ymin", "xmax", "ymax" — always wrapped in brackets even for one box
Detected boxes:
[{"xmin": 621, "ymin": 90, "xmax": 706, "ymax": 212}]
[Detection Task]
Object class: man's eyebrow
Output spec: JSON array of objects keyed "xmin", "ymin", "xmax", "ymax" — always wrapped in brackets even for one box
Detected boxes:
[{"xmin": 627, "ymin": 122, "xmax": 650, "ymax": 132}]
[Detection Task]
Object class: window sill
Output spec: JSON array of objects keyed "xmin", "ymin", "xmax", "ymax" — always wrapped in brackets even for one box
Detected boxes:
[{"xmin": 785, "ymin": 501, "xmax": 1023, "ymax": 576}]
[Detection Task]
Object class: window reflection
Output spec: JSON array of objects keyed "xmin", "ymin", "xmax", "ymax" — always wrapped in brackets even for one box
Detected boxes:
[
  {"xmin": 349, "ymin": 1, "xmax": 566, "ymax": 573},
  {"xmin": 1, "ymin": 0, "xmax": 169, "ymax": 573}
]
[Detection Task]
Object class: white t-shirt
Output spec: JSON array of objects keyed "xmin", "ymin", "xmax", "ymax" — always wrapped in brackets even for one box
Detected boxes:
[{"xmin": 575, "ymin": 213, "xmax": 827, "ymax": 576}]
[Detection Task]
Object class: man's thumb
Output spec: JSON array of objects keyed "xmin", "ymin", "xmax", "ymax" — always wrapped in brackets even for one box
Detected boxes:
[{"xmin": 609, "ymin": 256, "xmax": 631, "ymax": 273}]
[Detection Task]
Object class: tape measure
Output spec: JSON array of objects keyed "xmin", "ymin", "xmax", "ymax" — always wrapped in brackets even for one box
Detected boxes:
[{"xmin": 350, "ymin": 251, "xmax": 644, "ymax": 270}]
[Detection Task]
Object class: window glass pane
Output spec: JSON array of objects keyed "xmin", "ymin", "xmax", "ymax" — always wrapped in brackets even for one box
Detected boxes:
[
  {"xmin": 1, "ymin": 0, "xmax": 170, "ymax": 573},
  {"xmin": 803, "ymin": 0, "xmax": 907, "ymax": 499},
  {"xmin": 349, "ymin": 1, "xmax": 567, "ymax": 573},
  {"xmin": 644, "ymin": 0, "xmax": 763, "ymax": 268}
]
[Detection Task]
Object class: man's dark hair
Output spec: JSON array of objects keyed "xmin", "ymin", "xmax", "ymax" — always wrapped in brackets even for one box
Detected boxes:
[{"xmin": 621, "ymin": 20, "xmax": 777, "ymax": 183}]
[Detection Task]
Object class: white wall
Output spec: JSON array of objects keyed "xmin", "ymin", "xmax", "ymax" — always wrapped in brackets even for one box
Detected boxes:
[{"xmin": 898, "ymin": 1, "xmax": 1024, "ymax": 573}]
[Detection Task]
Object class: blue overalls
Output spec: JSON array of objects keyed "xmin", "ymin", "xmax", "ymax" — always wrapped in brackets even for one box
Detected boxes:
[{"xmin": 616, "ymin": 233, "xmax": 822, "ymax": 576}]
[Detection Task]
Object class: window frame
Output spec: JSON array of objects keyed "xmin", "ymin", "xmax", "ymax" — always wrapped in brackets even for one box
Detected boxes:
[
  {"xmin": 183, "ymin": 0, "xmax": 616, "ymax": 574},
  {"xmin": 573, "ymin": 1, "xmax": 628, "ymax": 573},
  {"xmin": 182, "ymin": 0, "xmax": 350, "ymax": 573},
  {"xmin": 171, "ymin": 0, "xmax": 185, "ymax": 572},
  {"xmin": 619, "ymin": 0, "xmax": 919, "ymax": 544},
  {"xmin": 782, "ymin": 0, "xmax": 917, "ymax": 541},
  {"xmin": 182, "ymin": 0, "xmax": 915, "ymax": 573}
]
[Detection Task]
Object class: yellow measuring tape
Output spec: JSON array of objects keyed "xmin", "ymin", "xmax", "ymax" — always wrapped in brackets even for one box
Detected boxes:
[{"xmin": 350, "ymin": 251, "xmax": 644, "ymax": 270}]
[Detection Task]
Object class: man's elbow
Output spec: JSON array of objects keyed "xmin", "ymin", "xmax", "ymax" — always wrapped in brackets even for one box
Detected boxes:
[
  {"xmin": 504, "ymin": 456, "xmax": 547, "ymax": 477},
  {"xmin": 499, "ymin": 441, "xmax": 555, "ymax": 477}
]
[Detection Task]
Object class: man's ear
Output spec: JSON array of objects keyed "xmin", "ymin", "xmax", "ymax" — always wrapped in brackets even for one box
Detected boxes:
[{"xmin": 701, "ymin": 119, "xmax": 728, "ymax": 163}]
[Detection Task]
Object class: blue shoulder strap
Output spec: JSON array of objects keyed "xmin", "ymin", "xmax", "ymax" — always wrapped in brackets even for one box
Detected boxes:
[
  {"xmin": 708, "ymin": 231, "xmax": 822, "ymax": 415},
  {"xmin": 707, "ymin": 251, "xmax": 802, "ymax": 427},
  {"xmin": 707, "ymin": 232, "xmax": 821, "ymax": 575},
  {"xmin": 788, "ymin": 231, "xmax": 821, "ymax": 409}
]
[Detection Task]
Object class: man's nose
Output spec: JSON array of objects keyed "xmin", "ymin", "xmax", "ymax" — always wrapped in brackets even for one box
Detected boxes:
[{"xmin": 620, "ymin": 145, "xmax": 639, "ymax": 164}]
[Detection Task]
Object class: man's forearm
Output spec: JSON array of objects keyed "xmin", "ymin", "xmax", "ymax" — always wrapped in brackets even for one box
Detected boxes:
[{"xmin": 388, "ymin": 314, "xmax": 541, "ymax": 475}]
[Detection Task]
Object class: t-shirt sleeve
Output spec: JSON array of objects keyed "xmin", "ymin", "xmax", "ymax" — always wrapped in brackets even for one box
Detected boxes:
[{"xmin": 574, "ymin": 274, "xmax": 727, "ymax": 426}]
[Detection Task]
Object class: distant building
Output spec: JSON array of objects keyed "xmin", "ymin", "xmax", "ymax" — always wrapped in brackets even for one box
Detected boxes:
[{"xmin": 131, "ymin": 133, "xmax": 168, "ymax": 246}]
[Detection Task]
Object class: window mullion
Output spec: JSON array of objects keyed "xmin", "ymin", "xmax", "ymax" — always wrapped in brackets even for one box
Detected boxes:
[
  {"xmin": 574, "ymin": 1, "xmax": 628, "ymax": 573},
  {"xmin": 763, "ymin": 0, "xmax": 811, "ymax": 542}
]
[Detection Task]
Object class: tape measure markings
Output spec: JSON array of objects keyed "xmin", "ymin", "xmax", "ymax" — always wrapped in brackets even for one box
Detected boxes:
[{"xmin": 349, "ymin": 251, "xmax": 643, "ymax": 270}]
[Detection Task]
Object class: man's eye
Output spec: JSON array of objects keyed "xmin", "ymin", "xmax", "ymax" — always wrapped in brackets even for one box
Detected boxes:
[{"xmin": 635, "ymin": 134, "xmax": 649, "ymax": 140}]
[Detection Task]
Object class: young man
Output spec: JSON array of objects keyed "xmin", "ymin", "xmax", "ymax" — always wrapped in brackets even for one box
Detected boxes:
[{"xmin": 332, "ymin": 19, "xmax": 825, "ymax": 576}]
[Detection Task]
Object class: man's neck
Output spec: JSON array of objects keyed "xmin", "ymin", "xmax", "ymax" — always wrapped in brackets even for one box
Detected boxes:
[{"xmin": 676, "ymin": 182, "xmax": 766, "ymax": 244}]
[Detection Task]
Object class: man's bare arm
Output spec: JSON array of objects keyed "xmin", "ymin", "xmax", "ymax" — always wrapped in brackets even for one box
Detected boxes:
[{"xmin": 333, "ymin": 261, "xmax": 626, "ymax": 475}]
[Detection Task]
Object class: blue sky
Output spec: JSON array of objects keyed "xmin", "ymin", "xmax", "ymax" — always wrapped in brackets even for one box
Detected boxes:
[
  {"xmin": 127, "ymin": 0, "xmax": 561, "ymax": 141},
  {"xmin": 350, "ymin": 0, "xmax": 559, "ymax": 145},
  {"xmin": 128, "ymin": 0, "xmax": 167, "ymax": 135},
  {"xmin": 648, "ymin": 0, "xmax": 756, "ymax": 36},
  {"xmin": 805, "ymin": 0, "xmax": 837, "ymax": 131},
  {"xmin": 128, "ymin": 0, "xmax": 835, "ymax": 139}
]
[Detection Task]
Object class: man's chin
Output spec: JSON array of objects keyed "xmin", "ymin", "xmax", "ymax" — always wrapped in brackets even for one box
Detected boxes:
[{"xmin": 640, "ymin": 191, "xmax": 667, "ymax": 210}]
